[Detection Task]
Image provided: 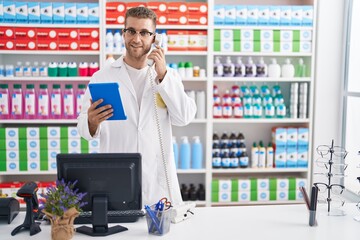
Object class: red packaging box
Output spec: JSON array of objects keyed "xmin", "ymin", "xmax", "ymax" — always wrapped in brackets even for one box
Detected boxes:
[
  {"xmin": 156, "ymin": 13, "xmax": 167, "ymax": 25},
  {"xmin": 36, "ymin": 28, "xmax": 58, "ymax": 40},
  {"xmin": 78, "ymin": 28, "xmax": 99, "ymax": 40},
  {"xmin": 147, "ymin": 2, "xmax": 167, "ymax": 13},
  {"xmin": 106, "ymin": 2, "xmax": 126, "ymax": 13},
  {"xmin": 37, "ymin": 39, "xmax": 58, "ymax": 51},
  {"xmin": 14, "ymin": 27, "xmax": 36, "ymax": 39},
  {"xmin": 0, "ymin": 27, "xmax": 15, "ymax": 39},
  {"xmin": 167, "ymin": 2, "xmax": 187, "ymax": 14},
  {"xmin": 126, "ymin": 2, "xmax": 147, "ymax": 11},
  {"xmin": 57, "ymin": 28, "xmax": 79, "ymax": 40},
  {"xmin": 58, "ymin": 40, "xmax": 79, "ymax": 51},
  {"xmin": 167, "ymin": 14, "xmax": 188, "ymax": 25},
  {"xmin": 0, "ymin": 40, "xmax": 15, "ymax": 50},
  {"xmin": 15, "ymin": 39, "xmax": 37, "ymax": 50},
  {"xmin": 187, "ymin": 3, "xmax": 208, "ymax": 15},
  {"xmin": 78, "ymin": 40, "xmax": 99, "ymax": 51},
  {"xmin": 106, "ymin": 12, "xmax": 125, "ymax": 25},
  {"xmin": 187, "ymin": 14, "xmax": 208, "ymax": 25}
]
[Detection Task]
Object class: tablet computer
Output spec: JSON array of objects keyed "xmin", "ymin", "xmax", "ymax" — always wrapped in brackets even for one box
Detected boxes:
[{"xmin": 88, "ymin": 82, "xmax": 127, "ymax": 120}]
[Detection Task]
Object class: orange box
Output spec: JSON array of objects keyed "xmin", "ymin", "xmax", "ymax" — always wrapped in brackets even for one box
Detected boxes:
[
  {"xmin": 0, "ymin": 40, "xmax": 15, "ymax": 50},
  {"xmin": 0, "ymin": 27, "xmax": 15, "ymax": 39},
  {"xmin": 147, "ymin": 2, "xmax": 167, "ymax": 13},
  {"xmin": 37, "ymin": 39, "xmax": 58, "ymax": 50},
  {"xmin": 58, "ymin": 40, "xmax": 78, "ymax": 51},
  {"xmin": 167, "ymin": 13, "xmax": 188, "ymax": 25},
  {"xmin": 187, "ymin": 14, "xmax": 207, "ymax": 25},
  {"xmin": 78, "ymin": 28, "xmax": 99, "ymax": 40},
  {"xmin": 188, "ymin": 30, "xmax": 207, "ymax": 51},
  {"xmin": 187, "ymin": 3, "xmax": 208, "ymax": 15},
  {"xmin": 167, "ymin": 30, "xmax": 188, "ymax": 51},
  {"xmin": 36, "ymin": 28, "xmax": 58, "ymax": 40},
  {"xmin": 15, "ymin": 39, "xmax": 37, "ymax": 50},
  {"xmin": 106, "ymin": 2, "xmax": 126, "ymax": 13},
  {"xmin": 106, "ymin": 12, "xmax": 125, "ymax": 24},
  {"xmin": 57, "ymin": 28, "xmax": 79, "ymax": 40},
  {"xmin": 126, "ymin": 2, "xmax": 147, "ymax": 11},
  {"xmin": 167, "ymin": 2, "xmax": 187, "ymax": 14},
  {"xmin": 14, "ymin": 27, "xmax": 36, "ymax": 39},
  {"xmin": 156, "ymin": 13, "xmax": 167, "ymax": 25},
  {"xmin": 78, "ymin": 40, "xmax": 99, "ymax": 51}
]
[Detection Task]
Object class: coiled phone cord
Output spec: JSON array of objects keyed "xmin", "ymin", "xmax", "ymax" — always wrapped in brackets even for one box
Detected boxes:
[{"xmin": 147, "ymin": 66, "xmax": 173, "ymax": 202}]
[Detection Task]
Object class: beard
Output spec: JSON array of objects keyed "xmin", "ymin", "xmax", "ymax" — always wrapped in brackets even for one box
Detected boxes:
[{"xmin": 125, "ymin": 42, "xmax": 152, "ymax": 60}]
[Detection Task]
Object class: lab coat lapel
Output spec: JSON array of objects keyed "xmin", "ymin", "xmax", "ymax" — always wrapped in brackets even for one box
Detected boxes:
[{"xmin": 111, "ymin": 56, "xmax": 137, "ymax": 101}]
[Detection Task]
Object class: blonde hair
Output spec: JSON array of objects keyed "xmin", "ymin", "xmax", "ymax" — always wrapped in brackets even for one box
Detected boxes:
[{"xmin": 125, "ymin": 7, "xmax": 157, "ymax": 28}]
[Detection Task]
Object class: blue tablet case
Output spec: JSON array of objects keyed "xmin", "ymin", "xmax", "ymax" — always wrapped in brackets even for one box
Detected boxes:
[{"xmin": 88, "ymin": 82, "xmax": 127, "ymax": 120}]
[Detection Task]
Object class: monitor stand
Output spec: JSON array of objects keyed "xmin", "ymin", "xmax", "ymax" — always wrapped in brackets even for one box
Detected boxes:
[{"xmin": 76, "ymin": 196, "xmax": 128, "ymax": 236}]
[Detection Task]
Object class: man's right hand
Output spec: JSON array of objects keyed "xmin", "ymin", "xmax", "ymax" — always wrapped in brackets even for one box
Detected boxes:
[{"xmin": 88, "ymin": 99, "xmax": 114, "ymax": 136}]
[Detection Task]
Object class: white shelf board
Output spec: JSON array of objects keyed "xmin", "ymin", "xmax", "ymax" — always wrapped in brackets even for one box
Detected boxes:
[
  {"xmin": 212, "ymin": 118, "xmax": 310, "ymax": 124},
  {"xmin": 214, "ymin": 25, "xmax": 313, "ymax": 31},
  {"xmin": 177, "ymin": 169, "xmax": 206, "ymax": 174},
  {"xmin": 0, "ymin": 51, "xmax": 100, "ymax": 55},
  {"xmin": 213, "ymin": 52, "xmax": 312, "ymax": 57},
  {"xmin": 108, "ymin": 51, "xmax": 207, "ymax": 56},
  {"xmin": 1, "ymin": 77, "xmax": 91, "ymax": 81},
  {"xmin": 214, "ymin": 77, "xmax": 311, "ymax": 82},
  {"xmin": 0, "ymin": 23, "xmax": 99, "ymax": 28},
  {"xmin": 211, "ymin": 201, "xmax": 304, "ymax": 206},
  {"xmin": 0, "ymin": 120, "xmax": 77, "ymax": 124},
  {"xmin": 182, "ymin": 77, "xmax": 207, "ymax": 82},
  {"xmin": 212, "ymin": 168, "xmax": 308, "ymax": 174},
  {"xmin": 0, "ymin": 171, "xmax": 56, "ymax": 176},
  {"xmin": 105, "ymin": 24, "xmax": 208, "ymax": 30}
]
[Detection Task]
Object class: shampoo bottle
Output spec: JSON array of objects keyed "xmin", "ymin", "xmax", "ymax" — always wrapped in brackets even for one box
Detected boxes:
[
  {"xmin": 214, "ymin": 56, "xmax": 224, "ymax": 77},
  {"xmin": 268, "ymin": 58, "xmax": 281, "ymax": 78},
  {"xmin": 295, "ymin": 58, "xmax": 307, "ymax": 77},
  {"xmin": 258, "ymin": 141, "xmax": 266, "ymax": 168},
  {"xmin": 11, "ymin": 84, "xmax": 23, "ymax": 119},
  {"xmin": 223, "ymin": 56, "xmax": 235, "ymax": 77},
  {"xmin": 266, "ymin": 143, "xmax": 274, "ymax": 168},
  {"xmin": 180, "ymin": 136, "xmax": 191, "ymax": 169},
  {"xmin": 251, "ymin": 142, "xmax": 259, "ymax": 168},
  {"xmin": 281, "ymin": 58, "xmax": 295, "ymax": 78},
  {"xmin": 234, "ymin": 57, "xmax": 245, "ymax": 77},
  {"xmin": 256, "ymin": 57, "xmax": 268, "ymax": 77},
  {"xmin": 245, "ymin": 57, "xmax": 256, "ymax": 77},
  {"xmin": 192, "ymin": 136, "xmax": 203, "ymax": 169}
]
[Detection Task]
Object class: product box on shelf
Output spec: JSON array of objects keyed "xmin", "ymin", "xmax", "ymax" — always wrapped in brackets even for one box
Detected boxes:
[
  {"xmin": 126, "ymin": 2, "xmax": 147, "ymax": 10},
  {"xmin": 147, "ymin": 2, "xmax": 167, "ymax": 13},
  {"xmin": 188, "ymin": 30, "xmax": 207, "ymax": 51},
  {"xmin": 214, "ymin": 5, "xmax": 225, "ymax": 25},
  {"xmin": 156, "ymin": 12, "xmax": 167, "ymax": 25},
  {"xmin": 40, "ymin": 2, "xmax": 52, "ymax": 24},
  {"xmin": 269, "ymin": 6, "xmax": 281, "ymax": 26},
  {"xmin": 224, "ymin": 5, "xmax": 236, "ymax": 25},
  {"xmin": 57, "ymin": 28, "xmax": 78, "ymax": 39},
  {"xmin": 88, "ymin": 3, "xmax": 99, "ymax": 24},
  {"xmin": 167, "ymin": 2, "xmax": 187, "ymax": 14},
  {"xmin": 3, "ymin": 1, "xmax": 15, "ymax": 23},
  {"xmin": 187, "ymin": 14, "xmax": 207, "ymax": 25},
  {"xmin": 0, "ymin": 39, "xmax": 14, "ymax": 49},
  {"xmin": 78, "ymin": 28, "xmax": 99, "ymax": 39},
  {"xmin": 297, "ymin": 147, "xmax": 308, "ymax": 167},
  {"xmin": 274, "ymin": 146, "xmax": 286, "ymax": 168},
  {"xmin": 0, "ymin": 27, "xmax": 13, "ymax": 38},
  {"xmin": 14, "ymin": 27, "xmax": 36, "ymax": 39},
  {"xmin": 15, "ymin": 1, "xmax": 28, "ymax": 23},
  {"xmin": 235, "ymin": 5, "xmax": 247, "ymax": 25},
  {"xmin": 52, "ymin": 2, "xmax": 65, "ymax": 24},
  {"xmin": 247, "ymin": 5, "xmax": 258, "ymax": 26},
  {"xmin": 106, "ymin": 1, "xmax": 126, "ymax": 13},
  {"xmin": 167, "ymin": 13, "xmax": 187, "ymax": 25},
  {"xmin": 37, "ymin": 39, "xmax": 57, "ymax": 50},
  {"xmin": 167, "ymin": 30, "xmax": 188, "ymax": 51},
  {"xmin": 286, "ymin": 128, "xmax": 298, "ymax": 148},
  {"xmin": 15, "ymin": 39, "xmax": 36, "ymax": 50},
  {"xmin": 76, "ymin": 3, "xmax": 88, "ymax": 24},
  {"xmin": 286, "ymin": 147, "xmax": 297, "ymax": 167},
  {"xmin": 258, "ymin": 6, "xmax": 269, "ymax": 25},
  {"xmin": 64, "ymin": 3, "xmax": 76, "ymax": 24},
  {"xmin": 0, "ymin": 1, "xmax": 3, "ymax": 23},
  {"xmin": 28, "ymin": 2, "xmax": 40, "ymax": 23},
  {"xmin": 36, "ymin": 28, "xmax": 58, "ymax": 39},
  {"xmin": 78, "ymin": 40, "xmax": 99, "ymax": 50},
  {"xmin": 58, "ymin": 40, "xmax": 77, "ymax": 51},
  {"xmin": 291, "ymin": 6, "xmax": 302, "ymax": 26},
  {"xmin": 106, "ymin": 12, "xmax": 125, "ymax": 24},
  {"xmin": 27, "ymin": 127, "xmax": 40, "ymax": 139},
  {"xmin": 187, "ymin": 2, "xmax": 207, "ymax": 15},
  {"xmin": 27, "ymin": 139, "xmax": 40, "ymax": 151},
  {"xmin": 280, "ymin": 6, "xmax": 291, "ymax": 26},
  {"xmin": 302, "ymin": 6, "xmax": 313, "ymax": 26}
]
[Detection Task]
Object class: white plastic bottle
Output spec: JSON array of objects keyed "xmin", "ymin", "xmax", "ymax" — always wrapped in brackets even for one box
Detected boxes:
[
  {"xmin": 15, "ymin": 61, "xmax": 23, "ymax": 77},
  {"xmin": 39, "ymin": 62, "xmax": 48, "ymax": 77},
  {"xmin": 256, "ymin": 57, "xmax": 268, "ymax": 77},
  {"xmin": 234, "ymin": 57, "xmax": 245, "ymax": 77},
  {"xmin": 31, "ymin": 61, "xmax": 40, "ymax": 77},
  {"xmin": 223, "ymin": 56, "xmax": 235, "ymax": 77},
  {"xmin": 23, "ymin": 62, "xmax": 32, "ymax": 77},
  {"xmin": 113, "ymin": 29, "xmax": 122, "ymax": 53},
  {"xmin": 268, "ymin": 58, "xmax": 281, "ymax": 78},
  {"xmin": 213, "ymin": 56, "xmax": 223, "ymax": 77},
  {"xmin": 258, "ymin": 141, "xmax": 266, "ymax": 168},
  {"xmin": 105, "ymin": 29, "xmax": 114, "ymax": 53},
  {"xmin": 245, "ymin": 57, "xmax": 256, "ymax": 77},
  {"xmin": 251, "ymin": 142, "xmax": 259, "ymax": 168},
  {"xmin": 281, "ymin": 58, "xmax": 295, "ymax": 78},
  {"xmin": 196, "ymin": 90, "xmax": 205, "ymax": 119},
  {"xmin": 160, "ymin": 30, "xmax": 168, "ymax": 52}
]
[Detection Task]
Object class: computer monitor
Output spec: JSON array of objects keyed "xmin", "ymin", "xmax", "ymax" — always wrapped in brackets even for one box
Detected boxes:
[{"xmin": 56, "ymin": 153, "xmax": 142, "ymax": 237}]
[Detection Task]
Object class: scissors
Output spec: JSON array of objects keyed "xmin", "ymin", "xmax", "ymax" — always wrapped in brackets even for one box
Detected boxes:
[{"xmin": 155, "ymin": 197, "xmax": 172, "ymax": 211}]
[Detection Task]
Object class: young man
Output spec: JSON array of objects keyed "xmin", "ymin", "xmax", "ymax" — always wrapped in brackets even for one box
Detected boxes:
[{"xmin": 77, "ymin": 7, "xmax": 197, "ymax": 206}]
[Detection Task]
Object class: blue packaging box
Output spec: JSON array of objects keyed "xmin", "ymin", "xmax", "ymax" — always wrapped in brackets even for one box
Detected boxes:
[
  {"xmin": 302, "ymin": 6, "xmax": 313, "ymax": 26},
  {"xmin": 280, "ymin": 6, "xmax": 291, "ymax": 26},
  {"xmin": 76, "ymin": 3, "xmax": 88, "ymax": 24},
  {"xmin": 16, "ymin": 2, "xmax": 28, "ymax": 23},
  {"xmin": 258, "ymin": 6, "xmax": 269, "ymax": 26},
  {"xmin": 3, "ymin": 1, "xmax": 16, "ymax": 23},
  {"xmin": 286, "ymin": 147, "xmax": 297, "ymax": 168},
  {"xmin": 247, "ymin": 5, "xmax": 258, "ymax": 26},
  {"xmin": 235, "ymin": 5, "xmax": 247, "ymax": 25},
  {"xmin": 53, "ymin": 2, "xmax": 64, "ymax": 24},
  {"xmin": 269, "ymin": 6, "xmax": 280, "ymax": 26},
  {"xmin": 65, "ymin": 3, "xmax": 76, "ymax": 24},
  {"xmin": 28, "ymin": 2, "xmax": 40, "ymax": 23},
  {"xmin": 0, "ymin": 1, "xmax": 3, "ymax": 22},
  {"xmin": 297, "ymin": 147, "xmax": 308, "ymax": 167},
  {"xmin": 40, "ymin": 2, "xmax": 52, "ymax": 23},
  {"xmin": 214, "ymin": 5, "xmax": 225, "ymax": 25},
  {"xmin": 88, "ymin": 3, "xmax": 99, "ymax": 24},
  {"xmin": 224, "ymin": 5, "xmax": 236, "ymax": 25},
  {"xmin": 291, "ymin": 6, "xmax": 302, "ymax": 26}
]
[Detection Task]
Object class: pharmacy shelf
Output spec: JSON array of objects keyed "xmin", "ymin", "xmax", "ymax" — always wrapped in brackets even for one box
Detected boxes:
[
  {"xmin": 182, "ymin": 77, "xmax": 208, "ymax": 82},
  {"xmin": 108, "ymin": 51, "xmax": 208, "ymax": 56},
  {"xmin": 211, "ymin": 201, "xmax": 304, "ymax": 207},
  {"xmin": 0, "ymin": 120, "xmax": 77, "ymax": 124},
  {"xmin": 214, "ymin": 25, "xmax": 313, "ymax": 30},
  {"xmin": 213, "ymin": 77, "xmax": 311, "ymax": 82},
  {"xmin": 212, "ymin": 118, "xmax": 310, "ymax": 124},
  {"xmin": 106, "ymin": 24, "xmax": 208, "ymax": 30},
  {"xmin": 211, "ymin": 168, "xmax": 308, "ymax": 174},
  {"xmin": 177, "ymin": 169, "xmax": 207, "ymax": 174},
  {"xmin": 0, "ymin": 50, "xmax": 100, "ymax": 55},
  {"xmin": 213, "ymin": 52, "xmax": 312, "ymax": 57},
  {"xmin": 0, "ymin": 23, "xmax": 100, "ymax": 28},
  {"xmin": 1, "ymin": 77, "xmax": 92, "ymax": 81}
]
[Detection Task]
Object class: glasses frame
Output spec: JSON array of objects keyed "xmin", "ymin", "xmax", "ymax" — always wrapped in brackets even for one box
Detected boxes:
[
  {"xmin": 313, "ymin": 182, "xmax": 345, "ymax": 195},
  {"xmin": 314, "ymin": 158, "xmax": 348, "ymax": 171},
  {"xmin": 317, "ymin": 195, "xmax": 345, "ymax": 209},
  {"xmin": 316, "ymin": 145, "xmax": 348, "ymax": 158},
  {"xmin": 123, "ymin": 28, "xmax": 155, "ymax": 39}
]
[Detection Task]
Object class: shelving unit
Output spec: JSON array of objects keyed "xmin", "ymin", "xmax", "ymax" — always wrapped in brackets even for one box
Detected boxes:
[{"xmin": 0, "ymin": 0, "xmax": 317, "ymax": 208}]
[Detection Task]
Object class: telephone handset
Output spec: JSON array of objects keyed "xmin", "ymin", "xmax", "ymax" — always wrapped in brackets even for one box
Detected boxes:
[{"xmin": 147, "ymin": 33, "xmax": 163, "ymax": 66}]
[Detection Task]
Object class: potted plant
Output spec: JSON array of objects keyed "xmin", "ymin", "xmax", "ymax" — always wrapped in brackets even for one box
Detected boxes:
[{"xmin": 40, "ymin": 179, "xmax": 87, "ymax": 240}]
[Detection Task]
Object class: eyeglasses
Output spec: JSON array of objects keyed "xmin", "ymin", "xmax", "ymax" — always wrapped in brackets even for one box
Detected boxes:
[
  {"xmin": 314, "ymin": 182, "xmax": 345, "ymax": 195},
  {"xmin": 313, "ymin": 172, "xmax": 347, "ymax": 178},
  {"xmin": 314, "ymin": 158, "xmax": 348, "ymax": 171},
  {"xmin": 317, "ymin": 195, "xmax": 345, "ymax": 208},
  {"xmin": 316, "ymin": 145, "xmax": 348, "ymax": 158},
  {"xmin": 123, "ymin": 28, "xmax": 155, "ymax": 38}
]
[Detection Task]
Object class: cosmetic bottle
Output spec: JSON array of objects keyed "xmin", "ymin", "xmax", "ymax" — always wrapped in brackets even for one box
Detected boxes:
[
  {"xmin": 295, "ymin": 58, "xmax": 307, "ymax": 77},
  {"xmin": 268, "ymin": 58, "xmax": 281, "ymax": 78},
  {"xmin": 245, "ymin": 57, "xmax": 256, "ymax": 77},
  {"xmin": 223, "ymin": 56, "xmax": 235, "ymax": 77},
  {"xmin": 234, "ymin": 57, "xmax": 245, "ymax": 77},
  {"xmin": 256, "ymin": 57, "xmax": 268, "ymax": 77},
  {"xmin": 281, "ymin": 58, "xmax": 295, "ymax": 78},
  {"xmin": 214, "ymin": 56, "xmax": 224, "ymax": 77}
]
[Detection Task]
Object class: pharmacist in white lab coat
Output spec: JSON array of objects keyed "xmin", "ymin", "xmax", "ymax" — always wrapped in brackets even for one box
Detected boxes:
[{"xmin": 77, "ymin": 7, "xmax": 196, "ymax": 206}]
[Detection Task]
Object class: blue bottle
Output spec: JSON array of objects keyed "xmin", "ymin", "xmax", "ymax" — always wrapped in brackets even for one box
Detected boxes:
[
  {"xmin": 191, "ymin": 136, "xmax": 203, "ymax": 169},
  {"xmin": 173, "ymin": 136, "xmax": 179, "ymax": 169},
  {"xmin": 180, "ymin": 136, "xmax": 191, "ymax": 169}
]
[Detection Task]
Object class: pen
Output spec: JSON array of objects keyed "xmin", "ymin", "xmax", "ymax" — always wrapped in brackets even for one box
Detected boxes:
[{"xmin": 309, "ymin": 185, "xmax": 318, "ymax": 226}]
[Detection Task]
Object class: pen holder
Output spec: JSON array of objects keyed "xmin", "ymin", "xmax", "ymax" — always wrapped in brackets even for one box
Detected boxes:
[{"xmin": 145, "ymin": 204, "xmax": 171, "ymax": 236}]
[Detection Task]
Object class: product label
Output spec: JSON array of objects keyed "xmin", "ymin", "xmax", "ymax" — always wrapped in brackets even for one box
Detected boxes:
[
  {"xmin": 38, "ymin": 94, "xmax": 49, "ymax": 116},
  {"xmin": 64, "ymin": 93, "xmax": 74, "ymax": 116},
  {"xmin": 25, "ymin": 93, "xmax": 35, "ymax": 116},
  {"xmin": 11, "ymin": 93, "xmax": 23, "ymax": 115},
  {"xmin": 0, "ymin": 93, "xmax": 9, "ymax": 115},
  {"xmin": 51, "ymin": 93, "xmax": 62, "ymax": 116}
]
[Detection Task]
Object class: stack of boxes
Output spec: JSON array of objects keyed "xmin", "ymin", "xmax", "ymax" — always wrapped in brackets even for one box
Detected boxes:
[
  {"xmin": 0, "ymin": 126, "xmax": 100, "ymax": 173},
  {"xmin": 105, "ymin": 1, "xmax": 207, "ymax": 26},
  {"xmin": 167, "ymin": 30, "xmax": 207, "ymax": 51},
  {"xmin": 0, "ymin": 1, "xmax": 99, "ymax": 24},
  {"xmin": 272, "ymin": 127, "xmax": 309, "ymax": 168},
  {"xmin": 211, "ymin": 177, "xmax": 306, "ymax": 203},
  {"xmin": 213, "ymin": 29, "xmax": 312, "ymax": 53}
]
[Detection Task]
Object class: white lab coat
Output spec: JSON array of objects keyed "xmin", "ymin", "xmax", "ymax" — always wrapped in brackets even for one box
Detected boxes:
[{"xmin": 77, "ymin": 56, "xmax": 197, "ymax": 206}]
